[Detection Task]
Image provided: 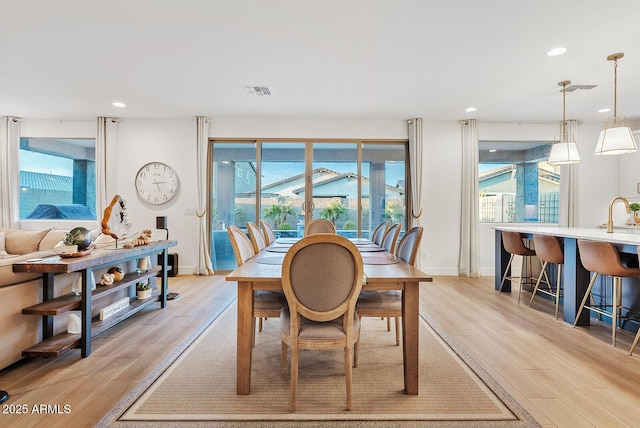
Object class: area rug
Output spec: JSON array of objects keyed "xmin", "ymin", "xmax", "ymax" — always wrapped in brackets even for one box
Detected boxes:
[{"xmin": 101, "ymin": 301, "xmax": 539, "ymax": 428}]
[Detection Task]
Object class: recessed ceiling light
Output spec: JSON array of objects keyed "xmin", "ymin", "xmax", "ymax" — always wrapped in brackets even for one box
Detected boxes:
[
  {"xmin": 465, "ymin": 107, "xmax": 477, "ymax": 112},
  {"xmin": 489, "ymin": 149, "xmax": 497, "ymax": 153},
  {"xmin": 598, "ymin": 108, "xmax": 611, "ymax": 113},
  {"xmin": 547, "ymin": 47, "xmax": 567, "ymax": 56},
  {"xmin": 112, "ymin": 102, "xmax": 126, "ymax": 108}
]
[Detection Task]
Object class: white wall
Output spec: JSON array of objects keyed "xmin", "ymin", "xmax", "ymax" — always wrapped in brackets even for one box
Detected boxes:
[{"xmin": 16, "ymin": 117, "xmax": 626, "ymax": 276}]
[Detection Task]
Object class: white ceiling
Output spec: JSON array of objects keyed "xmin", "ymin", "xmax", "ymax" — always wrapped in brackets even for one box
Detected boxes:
[{"xmin": 2, "ymin": 0, "xmax": 640, "ymax": 125}]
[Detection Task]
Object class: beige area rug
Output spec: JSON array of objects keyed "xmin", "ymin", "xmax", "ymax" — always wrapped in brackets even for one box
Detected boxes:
[{"xmin": 101, "ymin": 300, "xmax": 539, "ymax": 428}]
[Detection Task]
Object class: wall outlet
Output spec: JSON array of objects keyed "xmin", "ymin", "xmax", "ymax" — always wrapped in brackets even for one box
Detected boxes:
[{"xmin": 184, "ymin": 207, "xmax": 195, "ymax": 216}]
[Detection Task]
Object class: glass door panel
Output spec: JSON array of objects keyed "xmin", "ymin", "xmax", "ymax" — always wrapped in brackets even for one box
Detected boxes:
[
  {"xmin": 362, "ymin": 143, "xmax": 407, "ymax": 240},
  {"xmin": 260, "ymin": 142, "xmax": 306, "ymax": 238},
  {"xmin": 311, "ymin": 143, "xmax": 359, "ymax": 237},
  {"xmin": 211, "ymin": 141, "xmax": 256, "ymax": 270}
]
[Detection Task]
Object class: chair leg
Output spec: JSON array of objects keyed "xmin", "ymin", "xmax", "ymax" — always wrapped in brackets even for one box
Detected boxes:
[
  {"xmin": 386, "ymin": 317, "xmax": 391, "ymax": 331},
  {"xmin": 517, "ymin": 255, "xmax": 528, "ymax": 304},
  {"xmin": 259, "ymin": 317, "xmax": 264, "ymax": 332},
  {"xmin": 499, "ymin": 254, "xmax": 515, "ymax": 292},
  {"xmin": 281, "ymin": 341, "xmax": 288, "ymax": 375},
  {"xmin": 353, "ymin": 339, "xmax": 359, "ymax": 368},
  {"xmin": 629, "ymin": 328, "xmax": 640, "ymax": 356},
  {"xmin": 344, "ymin": 346, "xmax": 353, "ymax": 411},
  {"xmin": 529, "ymin": 261, "xmax": 548, "ymax": 307},
  {"xmin": 573, "ymin": 273, "xmax": 599, "ymax": 327},
  {"xmin": 612, "ymin": 277, "xmax": 620, "ymax": 347},
  {"xmin": 290, "ymin": 348, "xmax": 298, "ymax": 412},
  {"xmin": 394, "ymin": 316, "xmax": 400, "ymax": 346}
]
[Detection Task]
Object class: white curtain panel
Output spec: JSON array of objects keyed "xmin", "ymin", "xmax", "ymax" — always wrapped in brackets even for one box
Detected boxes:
[
  {"xmin": 195, "ymin": 116, "xmax": 214, "ymax": 275},
  {"xmin": 459, "ymin": 119, "xmax": 481, "ymax": 277},
  {"xmin": 96, "ymin": 117, "xmax": 119, "ymax": 218},
  {"xmin": 558, "ymin": 119, "xmax": 579, "ymax": 227},
  {"xmin": 407, "ymin": 118, "xmax": 423, "ymax": 228},
  {"xmin": 0, "ymin": 117, "xmax": 20, "ymax": 228}
]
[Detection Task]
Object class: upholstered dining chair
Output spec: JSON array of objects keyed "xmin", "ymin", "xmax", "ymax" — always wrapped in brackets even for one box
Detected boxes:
[
  {"xmin": 280, "ymin": 234, "xmax": 364, "ymax": 412},
  {"xmin": 304, "ymin": 218, "xmax": 337, "ymax": 236},
  {"xmin": 381, "ymin": 223, "xmax": 401, "ymax": 253},
  {"xmin": 246, "ymin": 222, "xmax": 267, "ymax": 254},
  {"xmin": 260, "ymin": 220, "xmax": 275, "ymax": 246},
  {"xmin": 371, "ymin": 221, "xmax": 390, "ymax": 246},
  {"xmin": 356, "ymin": 226, "xmax": 423, "ymax": 346},
  {"xmin": 227, "ymin": 226, "xmax": 285, "ymax": 337}
]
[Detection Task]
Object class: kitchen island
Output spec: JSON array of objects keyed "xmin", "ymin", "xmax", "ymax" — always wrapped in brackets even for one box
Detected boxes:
[{"xmin": 493, "ymin": 225, "xmax": 640, "ymax": 326}]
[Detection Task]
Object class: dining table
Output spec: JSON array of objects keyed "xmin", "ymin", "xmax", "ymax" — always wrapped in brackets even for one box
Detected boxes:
[{"xmin": 225, "ymin": 236, "xmax": 432, "ymax": 395}]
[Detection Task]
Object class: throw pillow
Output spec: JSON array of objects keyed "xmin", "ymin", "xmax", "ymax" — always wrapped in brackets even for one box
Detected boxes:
[{"xmin": 5, "ymin": 229, "xmax": 50, "ymax": 255}]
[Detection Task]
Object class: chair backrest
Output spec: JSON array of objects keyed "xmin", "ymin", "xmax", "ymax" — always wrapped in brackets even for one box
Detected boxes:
[
  {"xmin": 304, "ymin": 218, "xmax": 337, "ymax": 236},
  {"xmin": 578, "ymin": 239, "xmax": 640, "ymax": 277},
  {"xmin": 502, "ymin": 231, "xmax": 534, "ymax": 256},
  {"xmin": 246, "ymin": 222, "xmax": 267, "ymax": 254},
  {"xmin": 260, "ymin": 220, "xmax": 275, "ymax": 246},
  {"xmin": 282, "ymin": 234, "xmax": 363, "ymax": 324},
  {"xmin": 381, "ymin": 223, "xmax": 401, "ymax": 253},
  {"xmin": 227, "ymin": 226, "xmax": 255, "ymax": 266},
  {"xmin": 533, "ymin": 234, "xmax": 563, "ymax": 265},
  {"xmin": 371, "ymin": 221, "xmax": 390, "ymax": 246},
  {"xmin": 396, "ymin": 226, "xmax": 423, "ymax": 266}
]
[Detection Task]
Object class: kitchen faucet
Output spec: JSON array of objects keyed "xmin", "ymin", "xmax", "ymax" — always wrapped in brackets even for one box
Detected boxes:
[{"xmin": 607, "ymin": 196, "xmax": 631, "ymax": 233}]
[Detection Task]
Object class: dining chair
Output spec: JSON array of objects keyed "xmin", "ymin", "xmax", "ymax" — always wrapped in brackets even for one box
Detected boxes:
[
  {"xmin": 227, "ymin": 226, "xmax": 285, "ymax": 338},
  {"xmin": 357, "ymin": 226, "xmax": 423, "ymax": 346},
  {"xmin": 260, "ymin": 220, "xmax": 275, "ymax": 246},
  {"xmin": 304, "ymin": 218, "xmax": 337, "ymax": 235},
  {"xmin": 246, "ymin": 222, "xmax": 267, "ymax": 254},
  {"xmin": 371, "ymin": 221, "xmax": 390, "ymax": 246},
  {"xmin": 381, "ymin": 223, "xmax": 401, "ymax": 253},
  {"xmin": 280, "ymin": 234, "xmax": 363, "ymax": 412}
]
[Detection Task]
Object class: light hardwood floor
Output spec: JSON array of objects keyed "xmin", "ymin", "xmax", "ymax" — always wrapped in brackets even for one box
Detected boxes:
[{"xmin": 1, "ymin": 274, "xmax": 639, "ymax": 427}]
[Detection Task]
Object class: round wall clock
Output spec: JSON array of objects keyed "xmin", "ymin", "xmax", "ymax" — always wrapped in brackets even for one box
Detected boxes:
[{"xmin": 135, "ymin": 162, "xmax": 179, "ymax": 205}]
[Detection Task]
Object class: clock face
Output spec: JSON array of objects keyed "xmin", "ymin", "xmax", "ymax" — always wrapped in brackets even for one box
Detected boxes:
[{"xmin": 135, "ymin": 162, "xmax": 179, "ymax": 205}]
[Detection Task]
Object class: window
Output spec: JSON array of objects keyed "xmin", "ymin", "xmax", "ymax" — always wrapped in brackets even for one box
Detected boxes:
[
  {"xmin": 479, "ymin": 141, "xmax": 558, "ymax": 223},
  {"xmin": 19, "ymin": 138, "xmax": 97, "ymax": 220}
]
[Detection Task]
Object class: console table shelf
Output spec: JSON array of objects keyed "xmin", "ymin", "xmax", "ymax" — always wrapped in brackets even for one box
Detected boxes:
[{"xmin": 13, "ymin": 240, "xmax": 176, "ymax": 359}]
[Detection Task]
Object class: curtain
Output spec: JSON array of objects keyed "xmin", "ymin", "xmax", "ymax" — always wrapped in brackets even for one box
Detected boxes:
[
  {"xmin": 195, "ymin": 116, "xmax": 214, "ymax": 275},
  {"xmin": 459, "ymin": 119, "xmax": 481, "ymax": 277},
  {"xmin": 96, "ymin": 117, "xmax": 119, "ymax": 218},
  {"xmin": 558, "ymin": 119, "xmax": 579, "ymax": 227},
  {"xmin": 0, "ymin": 117, "xmax": 20, "ymax": 228},
  {"xmin": 407, "ymin": 118, "xmax": 423, "ymax": 228}
]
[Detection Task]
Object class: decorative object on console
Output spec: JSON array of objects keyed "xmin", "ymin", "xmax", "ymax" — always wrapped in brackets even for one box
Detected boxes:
[
  {"xmin": 107, "ymin": 266, "xmax": 124, "ymax": 281},
  {"xmin": 99, "ymin": 272, "xmax": 115, "ymax": 286},
  {"xmin": 136, "ymin": 281, "xmax": 152, "ymax": 299},
  {"xmin": 136, "ymin": 256, "xmax": 152, "ymax": 273},
  {"xmin": 101, "ymin": 195, "xmax": 133, "ymax": 245},
  {"xmin": 67, "ymin": 312, "xmax": 82, "ymax": 334},
  {"xmin": 156, "ymin": 216, "xmax": 168, "ymax": 239},
  {"xmin": 123, "ymin": 229, "xmax": 152, "ymax": 248},
  {"xmin": 135, "ymin": 162, "xmax": 179, "ymax": 205},
  {"xmin": 72, "ymin": 272, "xmax": 96, "ymax": 296},
  {"xmin": 69, "ymin": 227, "xmax": 92, "ymax": 251},
  {"xmin": 594, "ymin": 53, "xmax": 637, "ymax": 155}
]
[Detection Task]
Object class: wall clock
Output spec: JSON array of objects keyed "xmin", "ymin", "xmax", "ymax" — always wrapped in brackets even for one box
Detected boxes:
[{"xmin": 135, "ymin": 162, "xmax": 179, "ymax": 205}]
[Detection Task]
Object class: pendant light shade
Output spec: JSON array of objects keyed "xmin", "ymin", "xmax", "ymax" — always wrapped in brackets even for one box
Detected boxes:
[
  {"xmin": 548, "ymin": 80, "xmax": 581, "ymax": 165},
  {"xmin": 595, "ymin": 53, "xmax": 637, "ymax": 155}
]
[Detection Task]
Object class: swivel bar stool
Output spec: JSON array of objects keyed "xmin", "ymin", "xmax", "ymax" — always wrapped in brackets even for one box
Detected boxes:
[
  {"xmin": 574, "ymin": 240, "xmax": 640, "ymax": 348},
  {"xmin": 499, "ymin": 231, "xmax": 539, "ymax": 303},
  {"xmin": 529, "ymin": 234, "xmax": 564, "ymax": 319}
]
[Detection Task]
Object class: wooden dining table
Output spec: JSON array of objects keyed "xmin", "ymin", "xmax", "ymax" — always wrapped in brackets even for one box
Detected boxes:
[{"xmin": 225, "ymin": 237, "xmax": 432, "ymax": 395}]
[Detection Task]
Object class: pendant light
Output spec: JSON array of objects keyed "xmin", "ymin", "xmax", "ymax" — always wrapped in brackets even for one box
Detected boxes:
[
  {"xmin": 594, "ymin": 53, "xmax": 637, "ymax": 155},
  {"xmin": 548, "ymin": 80, "xmax": 581, "ymax": 165}
]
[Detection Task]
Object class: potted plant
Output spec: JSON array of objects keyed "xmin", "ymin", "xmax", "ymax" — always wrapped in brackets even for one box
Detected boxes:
[
  {"xmin": 630, "ymin": 203, "xmax": 640, "ymax": 224},
  {"xmin": 136, "ymin": 281, "xmax": 152, "ymax": 300},
  {"xmin": 62, "ymin": 229, "xmax": 82, "ymax": 254}
]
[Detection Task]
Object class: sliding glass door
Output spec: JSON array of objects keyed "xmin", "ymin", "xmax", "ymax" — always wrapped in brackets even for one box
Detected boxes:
[{"xmin": 211, "ymin": 139, "xmax": 407, "ymax": 269}]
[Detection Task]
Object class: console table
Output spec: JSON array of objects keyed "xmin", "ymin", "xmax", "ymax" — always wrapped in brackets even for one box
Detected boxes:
[{"xmin": 13, "ymin": 240, "xmax": 177, "ymax": 358}]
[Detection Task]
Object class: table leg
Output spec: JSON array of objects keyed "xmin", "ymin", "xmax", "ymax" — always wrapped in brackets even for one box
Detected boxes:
[
  {"xmin": 402, "ymin": 281, "xmax": 419, "ymax": 395},
  {"xmin": 563, "ymin": 237, "xmax": 591, "ymax": 326},
  {"xmin": 236, "ymin": 281, "xmax": 254, "ymax": 395}
]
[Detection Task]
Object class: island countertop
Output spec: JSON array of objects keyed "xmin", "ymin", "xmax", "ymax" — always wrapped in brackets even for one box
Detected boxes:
[{"xmin": 492, "ymin": 225, "xmax": 640, "ymax": 246}]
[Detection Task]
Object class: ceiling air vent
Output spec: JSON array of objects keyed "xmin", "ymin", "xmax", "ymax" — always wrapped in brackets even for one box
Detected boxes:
[{"xmin": 244, "ymin": 85, "xmax": 272, "ymax": 96}]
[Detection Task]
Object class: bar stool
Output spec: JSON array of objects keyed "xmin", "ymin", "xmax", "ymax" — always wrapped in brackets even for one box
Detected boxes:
[
  {"xmin": 574, "ymin": 240, "xmax": 640, "ymax": 347},
  {"xmin": 499, "ymin": 231, "xmax": 539, "ymax": 303},
  {"xmin": 529, "ymin": 234, "xmax": 564, "ymax": 319}
]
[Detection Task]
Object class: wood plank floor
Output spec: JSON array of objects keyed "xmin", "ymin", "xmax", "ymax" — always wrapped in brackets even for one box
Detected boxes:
[{"xmin": 1, "ymin": 274, "xmax": 639, "ymax": 427}]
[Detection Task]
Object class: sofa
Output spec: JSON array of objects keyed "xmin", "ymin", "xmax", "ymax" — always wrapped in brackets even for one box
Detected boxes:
[{"xmin": 0, "ymin": 227, "xmax": 137, "ymax": 370}]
